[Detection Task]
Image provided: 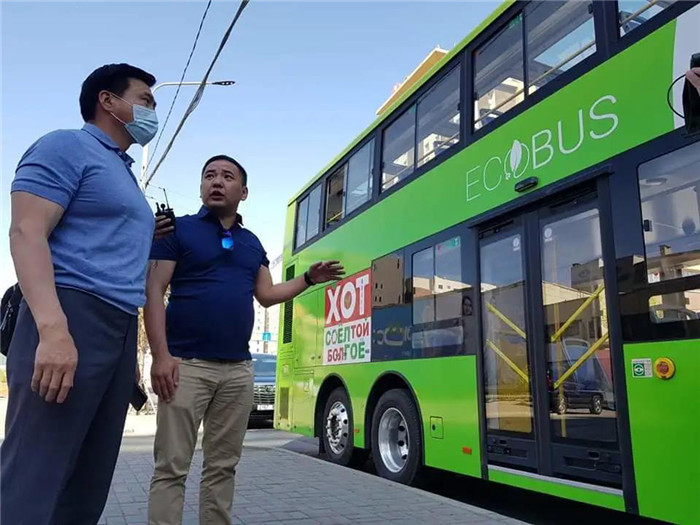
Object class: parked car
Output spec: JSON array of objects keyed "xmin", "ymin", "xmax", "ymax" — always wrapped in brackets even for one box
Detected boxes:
[
  {"xmin": 250, "ymin": 353, "xmax": 276, "ymax": 420},
  {"xmin": 547, "ymin": 338, "xmax": 613, "ymax": 415}
]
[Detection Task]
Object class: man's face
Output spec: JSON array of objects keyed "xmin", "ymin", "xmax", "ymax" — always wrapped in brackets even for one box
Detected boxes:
[
  {"xmin": 201, "ymin": 159, "xmax": 248, "ymax": 211},
  {"xmin": 101, "ymin": 78, "xmax": 156, "ymax": 124}
]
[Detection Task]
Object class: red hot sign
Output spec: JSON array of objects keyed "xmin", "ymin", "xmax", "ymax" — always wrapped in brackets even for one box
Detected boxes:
[{"xmin": 323, "ymin": 269, "xmax": 371, "ymax": 365}]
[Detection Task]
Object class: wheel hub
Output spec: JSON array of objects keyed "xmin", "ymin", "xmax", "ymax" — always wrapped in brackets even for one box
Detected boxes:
[
  {"xmin": 325, "ymin": 401, "xmax": 349, "ymax": 455},
  {"xmin": 377, "ymin": 407, "xmax": 409, "ymax": 473}
]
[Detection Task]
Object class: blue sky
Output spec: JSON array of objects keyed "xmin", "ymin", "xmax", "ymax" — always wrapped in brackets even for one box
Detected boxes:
[{"xmin": 1, "ymin": 0, "xmax": 495, "ymax": 291}]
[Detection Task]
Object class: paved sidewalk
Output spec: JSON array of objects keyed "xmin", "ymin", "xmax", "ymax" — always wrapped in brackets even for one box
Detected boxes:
[{"xmin": 101, "ymin": 431, "xmax": 526, "ymax": 525}]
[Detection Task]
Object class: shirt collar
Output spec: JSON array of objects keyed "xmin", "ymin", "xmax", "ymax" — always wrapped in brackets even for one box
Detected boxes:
[
  {"xmin": 197, "ymin": 206, "xmax": 243, "ymax": 227},
  {"xmin": 82, "ymin": 123, "xmax": 135, "ymax": 167}
]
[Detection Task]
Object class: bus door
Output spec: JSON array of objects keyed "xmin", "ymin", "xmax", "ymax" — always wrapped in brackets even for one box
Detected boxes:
[{"xmin": 478, "ymin": 188, "xmax": 622, "ymax": 486}]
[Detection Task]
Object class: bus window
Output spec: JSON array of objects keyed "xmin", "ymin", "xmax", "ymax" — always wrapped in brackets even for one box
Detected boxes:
[
  {"xmin": 295, "ymin": 184, "xmax": 322, "ymax": 248},
  {"xmin": 474, "ymin": 14, "xmax": 525, "ymax": 130},
  {"xmin": 525, "ymin": 1, "xmax": 596, "ymax": 95},
  {"xmin": 480, "ymin": 231, "xmax": 532, "ymax": 434},
  {"xmin": 345, "ymin": 140, "xmax": 374, "ymax": 215},
  {"xmin": 411, "ymin": 237, "xmax": 469, "ymax": 355},
  {"xmin": 417, "ymin": 66, "xmax": 461, "ymax": 168},
  {"xmin": 382, "ymin": 106, "xmax": 416, "ymax": 191},
  {"xmin": 639, "ymin": 141, "xmax": 700, "ymax": 283},
  {"xmin": 541, "ymin": 207, "xmax": 617, "ymax": 444},
  {"xmin": 295, "ymin": 197, "xmax": 309, "ymax": 247},
  {"xmin": 325, "ymin": 164, "xmax": 346, "ymax": 227},
  {"xmin": 618, "ymin": 0, "xmax": 678, "ymax": 36}
]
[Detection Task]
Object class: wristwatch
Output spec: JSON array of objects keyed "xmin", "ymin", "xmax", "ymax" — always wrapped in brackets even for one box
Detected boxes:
[{"xmin": 303, "ymin": 271, "xmax": 315, "ymax": 286}]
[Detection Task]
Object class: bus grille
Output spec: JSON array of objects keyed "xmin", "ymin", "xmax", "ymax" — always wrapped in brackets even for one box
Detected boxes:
[{"xmin": 282, "ymin": 265, "xmax": 295, "ymax": 343}]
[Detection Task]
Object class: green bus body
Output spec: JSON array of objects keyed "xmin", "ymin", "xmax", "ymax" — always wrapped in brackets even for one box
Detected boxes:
[{"xmin": 276, "ymin": 2, "xmax": 700, "ymax": 524}]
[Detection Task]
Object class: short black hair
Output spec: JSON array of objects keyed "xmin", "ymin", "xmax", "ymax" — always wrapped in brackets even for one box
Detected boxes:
[
  {"xmin": 202, "ymin": 155, "xmax": 248, "ymax": 186},
  {"xmin": 79, "ymin": 63, "xmax": 156, "ymax": 122}
]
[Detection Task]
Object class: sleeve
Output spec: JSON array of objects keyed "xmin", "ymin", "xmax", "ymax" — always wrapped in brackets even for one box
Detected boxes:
[
  {"xmin": 258, "ymin": 237, "xmax": 270, "ymax": 267},
  {"xmin": 150, "ymin": 226, "xmax": 181, "ymax": 261},
  {"xmin": 11, "ymin": 131, "xmax": 85, "ymax": 209}
]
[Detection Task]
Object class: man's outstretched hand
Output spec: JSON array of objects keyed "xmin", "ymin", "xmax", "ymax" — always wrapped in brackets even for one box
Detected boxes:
[{"xmin": 307, "ymin": 261, "xmax": 345, "ymax": 284}]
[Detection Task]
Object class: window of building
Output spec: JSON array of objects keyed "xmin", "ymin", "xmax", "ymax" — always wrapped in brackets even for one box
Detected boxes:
[
  {"xmin": 345, "ymin": 140, "xmax": 374, "ymax": 215},
  {"xmin": 474, "ymin": 14, "xmax": 525, "ymax": 130},
  {"xmin": 417, "ymin": 67, "xmax": 461, "ymax": 168},
  {"xmin": 325, "ymin": 165, "xmax": 346, "ymax": 227},
  {"xmin": 382, "ymin": 106, "xmax": 416, "ymax": 191},
  {"xmin": 618, "ymin": 0, "xmax": 677, "ymax": 36},
  {"xmin": 525, "ymin": 1, "xmax": 596, "ymax": 94}
]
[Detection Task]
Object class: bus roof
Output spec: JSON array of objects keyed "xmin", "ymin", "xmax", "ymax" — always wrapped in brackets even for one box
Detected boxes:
[{"xmin": 289, "ymin": 0, "xmax": 515, "ymax": 205}]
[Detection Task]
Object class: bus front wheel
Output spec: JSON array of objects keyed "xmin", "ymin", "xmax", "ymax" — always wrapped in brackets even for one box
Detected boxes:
[
  {"xmin": 371, "ymin": 389, "xmax": 422, "ymax": 485},
  {"xmin": 322, "ymin": 387, "xmax": 356, "ymax": 466}
]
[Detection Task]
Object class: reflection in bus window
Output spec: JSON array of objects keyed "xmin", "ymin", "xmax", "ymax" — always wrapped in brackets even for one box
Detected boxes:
[
  {"xmin": 541, "ymin": 208, "xmax": 617, "ymax": 444},
  {"xmin": 639, "ymin": 142, "xmax": 700, "ymax": 283},
  {"xmin": 480, "ymin": 232, "xmax": 532, "ymax": 434},
  {"xmin": 650, "ymin": 289, "xmax": 700, "ymax": 324},
  {"xmin": 417, "ymin": 67, "xmax": 461, "ymax": 168},
  {"xmin": 618, "ymin": 0, "xmax": 677, "ymax": 36},
  {"xmin": 525, "ymin": 1, "xmax": 596, "ymax": 94},
  {"xmin": 325, "ymin": 165, "xmax": 346, "ymax": 227},
  {"xmin": 295, "ymin": 197, "xmax": 309, "ymax": 247},
  {"xmin": 295, "ymin": 185, "xmax": 322, "ymax": 248},
  {"xmin": 474, "ymin": 15, "xmax": 525, "ymax": 130},
  {"xmin": 411, "ymin": 237, "xmax": 468, "ymax": 353},
  {"xmin": 412, "ymin": 247, "xmax": 435, "ymax": 325},
  {"xmin": 382, "ymin": 107, "xmax": 416, "ymax": 191},
  {"xmin": 345, "ymin": 140, "xmax": 374, "ymax": 215}
]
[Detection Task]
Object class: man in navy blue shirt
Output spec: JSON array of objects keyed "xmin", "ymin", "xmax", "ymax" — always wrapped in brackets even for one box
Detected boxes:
[
  {"xmin": 2, "ymin": 64, "xmax": 173, "ymax": 524},
  {"xmin": 145, "ymin": 155, "xmax": 343, "ymax": 524}
]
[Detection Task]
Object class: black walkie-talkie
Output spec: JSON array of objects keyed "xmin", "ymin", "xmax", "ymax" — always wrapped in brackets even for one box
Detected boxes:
[
  {"xmin": 682, "ymin": 53, "xmax": 700, "ymax": 135},
  {"xmin": 155, "ymin": 186, "xmax": 176, "ymax": 233}
]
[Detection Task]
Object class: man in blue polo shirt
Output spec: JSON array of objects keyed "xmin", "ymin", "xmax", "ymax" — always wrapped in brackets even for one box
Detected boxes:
[
  {"xmin": 145, "ymin": 155, "xmax": 343, "ymax": 524},
  {"xmin": 2, "ymin": 63, "xmax": 172, "ymax": 525}
]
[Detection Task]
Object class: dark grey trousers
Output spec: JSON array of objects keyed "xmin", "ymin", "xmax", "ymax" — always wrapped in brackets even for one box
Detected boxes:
[{"xmin": 0, "ymin": 287, "xmax": 137, "ymax": 525}]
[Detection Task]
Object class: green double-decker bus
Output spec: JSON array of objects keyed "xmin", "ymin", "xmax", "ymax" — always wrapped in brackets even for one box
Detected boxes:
[{"xmin": 275, "ymin": 1, "xmax": 700, "ymax": 523}]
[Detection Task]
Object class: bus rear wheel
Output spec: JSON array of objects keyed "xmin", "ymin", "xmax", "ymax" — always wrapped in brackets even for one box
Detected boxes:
[{"xmin": 371, "ymin": 389, "xmax": 422, "ymax": 485}]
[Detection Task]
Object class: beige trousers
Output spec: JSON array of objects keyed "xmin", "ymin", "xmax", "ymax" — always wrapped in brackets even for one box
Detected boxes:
[{"xmin": 148, "ymin": 358, "xmax": 253, "ymax": 525}]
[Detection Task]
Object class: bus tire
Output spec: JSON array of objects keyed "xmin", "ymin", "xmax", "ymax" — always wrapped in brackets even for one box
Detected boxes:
[
  {"xmin": 371, "ymin": 388, "xmax": 422, "ymax": 485},
  {"xmin": 322, "ymin": 387, "xmax": 357, "ymax": 466}
]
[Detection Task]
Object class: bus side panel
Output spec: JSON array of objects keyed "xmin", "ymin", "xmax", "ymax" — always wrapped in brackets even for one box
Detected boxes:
[
  {"xmin": 624, "ymin": 340, "xmax": 700, "ymax": 525},
  {"xmin": 318, "ymin": 357, "xmax": 482, "ymax": 477},
  {"xmin": 399, "ymin": 356, "xmax": 482, "ymax": 478},
  {"xmin": 288, "ymin": 291, "xmax": 321, "ymax": 435}
]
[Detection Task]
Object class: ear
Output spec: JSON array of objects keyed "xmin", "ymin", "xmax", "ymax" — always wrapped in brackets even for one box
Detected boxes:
[
  {"xmin": 98, "ymin": 90, "xmax": 119, "ymax": 113},
  {"xmin": 241, "ymin": 185, "xmax": 249, "ymax": 202}
]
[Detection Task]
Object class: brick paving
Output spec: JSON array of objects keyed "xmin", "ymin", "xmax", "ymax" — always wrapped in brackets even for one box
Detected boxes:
[{"xmin": 100, "ymin": 433, "xmax": 527, "ymax": 525}]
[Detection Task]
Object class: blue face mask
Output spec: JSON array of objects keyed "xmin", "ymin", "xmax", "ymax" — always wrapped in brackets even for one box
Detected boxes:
[{"xmin": 109, "ymin": 93, "xmax": 159, "ymax": 146}]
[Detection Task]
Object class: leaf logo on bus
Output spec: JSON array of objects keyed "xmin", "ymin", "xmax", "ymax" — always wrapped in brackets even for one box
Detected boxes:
[
  {"xmin": 508, "ymin": 140, "xmax": 523, "ymax": 179},
  {"xmin": 504, "ymin": 139, "xmax": 530, "ymax": 180}
]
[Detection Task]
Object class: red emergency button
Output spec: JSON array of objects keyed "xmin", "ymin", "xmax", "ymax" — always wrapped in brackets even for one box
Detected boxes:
[{"xmin": 654, "ymin": 357, "xmax": 675, "ymax": 379}]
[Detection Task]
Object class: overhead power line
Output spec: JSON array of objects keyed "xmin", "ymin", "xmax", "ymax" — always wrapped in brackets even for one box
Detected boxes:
[
  {"xmin": 146, "ymin": 0, "xmax": 214, "ymax": 171},
  {"xmin": 144, "ymin": 0, "xmax": 251, "ymax": 189}
]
